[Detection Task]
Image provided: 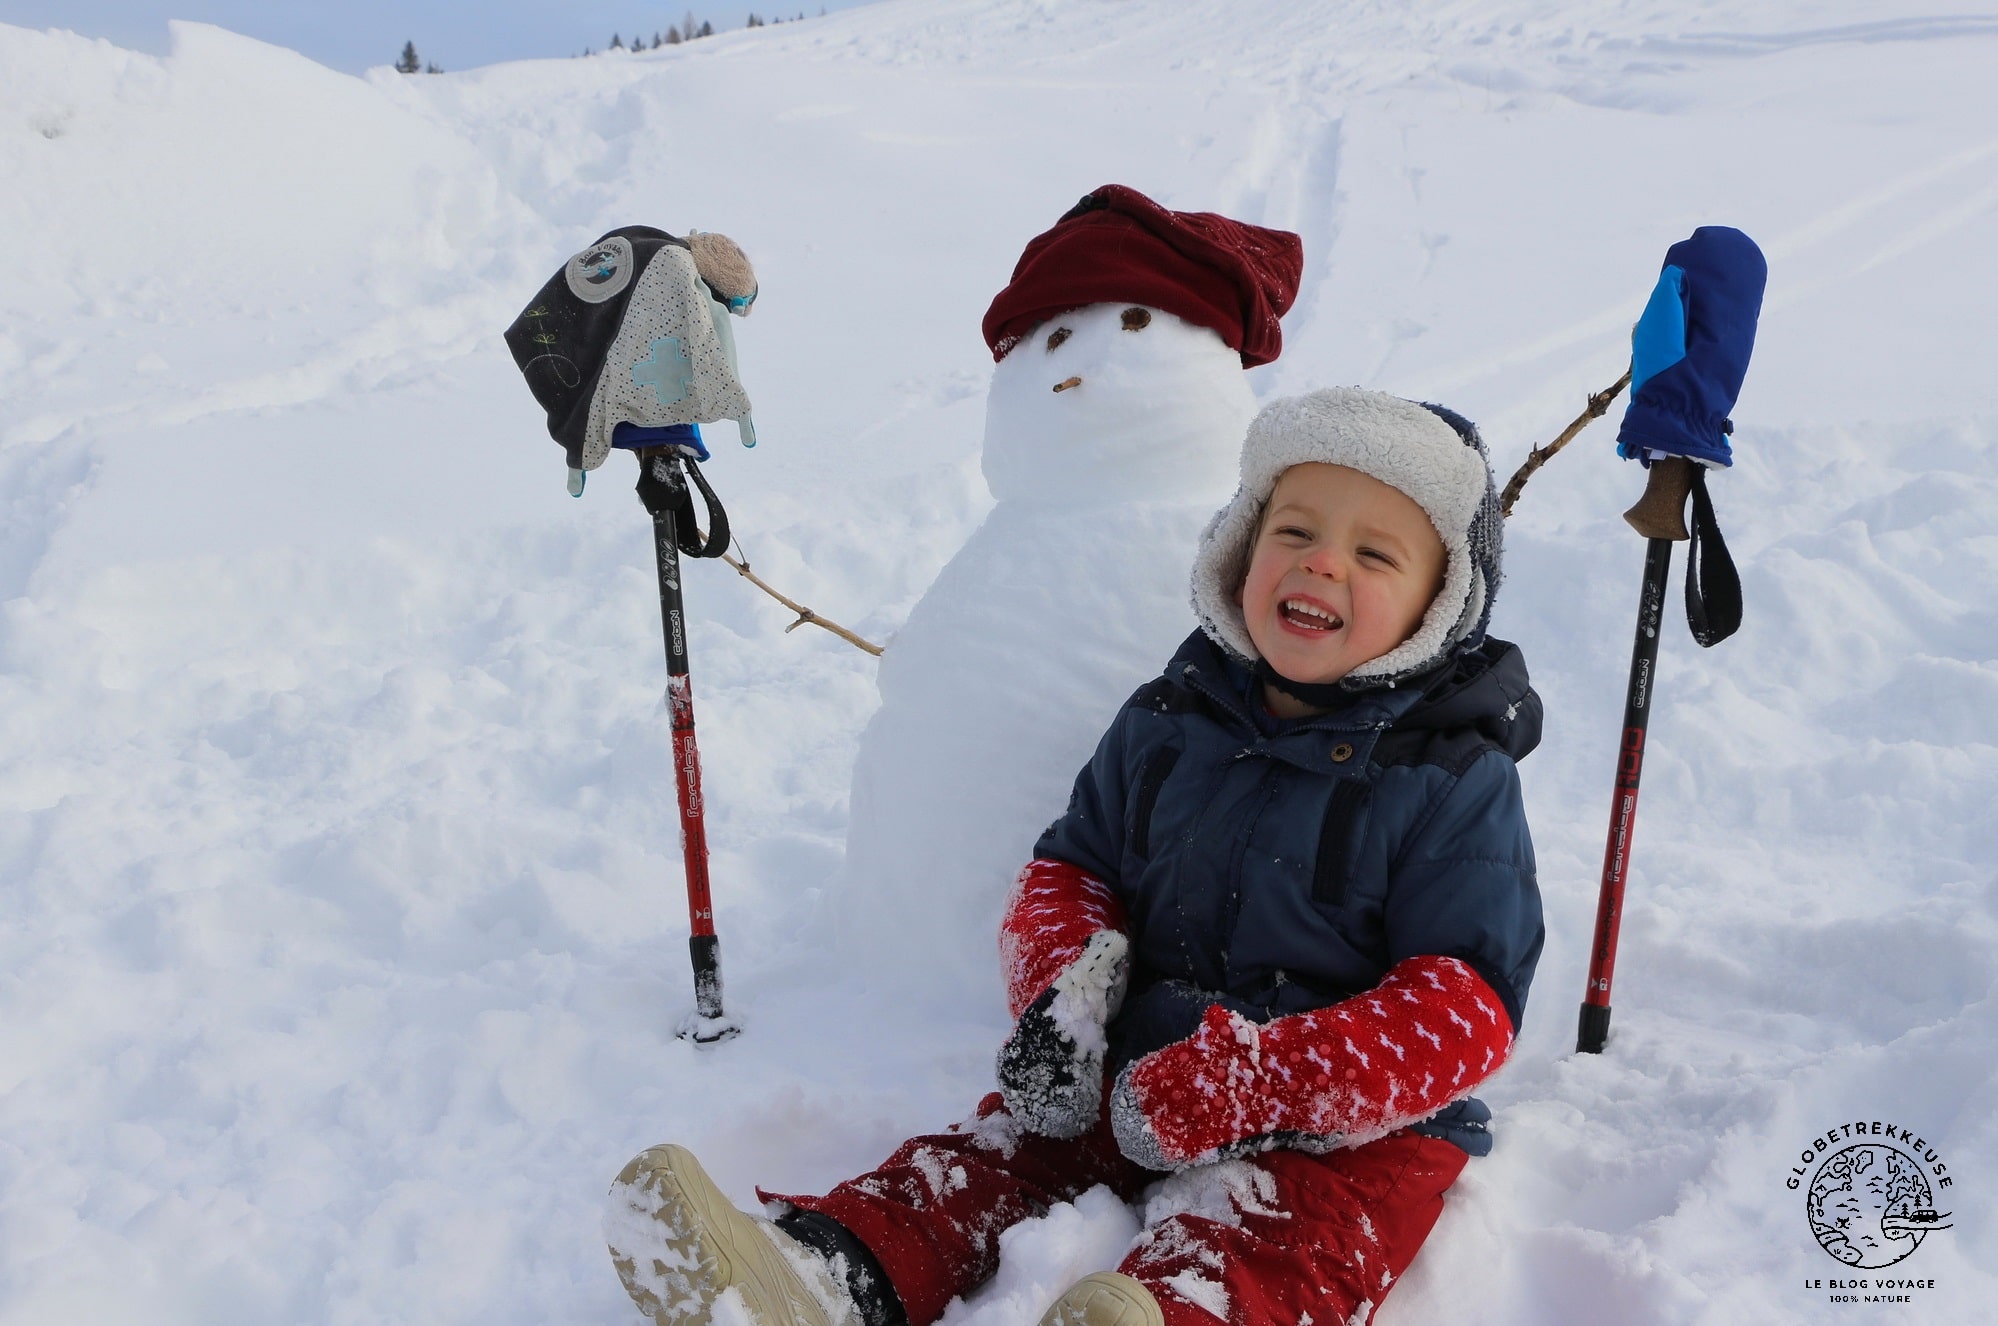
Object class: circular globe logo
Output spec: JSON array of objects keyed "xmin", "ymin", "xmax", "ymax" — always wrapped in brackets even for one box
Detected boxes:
[
  {"xmin": 564, "ymin": 236, "xmax": 636, "ymax": 304},
  {"xmin": 1807, "ymin": 1143, "xmax": 1948, "ymax": 1269}
]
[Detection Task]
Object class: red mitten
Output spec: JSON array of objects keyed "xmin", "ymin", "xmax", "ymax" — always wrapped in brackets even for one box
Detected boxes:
[
  {"xmin": 999, "ymin": 858, "xmax": 1129, "ymax": 1019},
  {"xmin": 995, "ymin": 859, "xmax": 1131, "ymax": 1137},
  {"xmin": 1109, "ymin": 954, "xmax": 1513, "ymax": 1170}
]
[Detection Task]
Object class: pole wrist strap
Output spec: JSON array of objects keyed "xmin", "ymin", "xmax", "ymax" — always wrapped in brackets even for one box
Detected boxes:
[
  {"xmin": 636, "ymin": 454, "xmax": 732, "ymax": 559},
  {"xmin": 1684, "ymin": 467, "xmax": 1742, "ymax": 647}
]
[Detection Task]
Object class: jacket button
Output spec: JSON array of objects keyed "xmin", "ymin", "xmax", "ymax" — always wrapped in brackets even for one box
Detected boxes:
[{"xmin": 1331, "ymin": 742, "xmax": 1354, "ymax": 762}]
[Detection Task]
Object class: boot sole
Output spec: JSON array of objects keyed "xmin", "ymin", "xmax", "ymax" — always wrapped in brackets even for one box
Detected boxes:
[
  {"xmin": 607, "ymin": 1144, "xmax": 834, "ymax": 1326},
  {"xmin": 1039, "ymin": 1271, "xmax": 1167, "ymax": 1326}
]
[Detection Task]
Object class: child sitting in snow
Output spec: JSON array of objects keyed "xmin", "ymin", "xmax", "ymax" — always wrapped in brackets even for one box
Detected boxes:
[{"xmin": 606, "ymin": 378, "xmax": 1544, "ymax": 1326}]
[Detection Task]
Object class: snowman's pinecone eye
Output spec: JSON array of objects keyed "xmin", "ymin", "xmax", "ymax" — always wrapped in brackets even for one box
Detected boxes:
[
  {"xmin": 1046, "ymin": 327, "xmax": 1072, "ymax": 351},
  {"xmin": 1120, "ymin": 307, "xmax": 1152, "ymax": 331}
]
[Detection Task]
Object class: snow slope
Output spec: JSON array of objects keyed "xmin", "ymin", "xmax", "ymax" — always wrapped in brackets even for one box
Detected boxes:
[{"xmin": 3, "ymin": 3, "xmax": 1996, "ymax": 1322}]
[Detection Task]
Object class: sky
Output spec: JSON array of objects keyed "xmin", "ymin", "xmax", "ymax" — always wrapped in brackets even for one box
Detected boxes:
[{"xmin": 0, "ymin": 0, "xmax": 885, "ymax": 72}]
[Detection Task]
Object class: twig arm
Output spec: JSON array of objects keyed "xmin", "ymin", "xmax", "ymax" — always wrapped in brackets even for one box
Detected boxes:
[
  {"xmin": 1499, "ymin": 368, "xmax": 1632, "ymax": 518},
  {"xmin": 720, "ymin": 549, "xmax": 885, "ymax": 656}
]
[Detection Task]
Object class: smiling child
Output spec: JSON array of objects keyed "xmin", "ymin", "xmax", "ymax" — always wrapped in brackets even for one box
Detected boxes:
[{"xmin": 608, "ymin": 386, "xmax": 1545, "ymax": 1326}]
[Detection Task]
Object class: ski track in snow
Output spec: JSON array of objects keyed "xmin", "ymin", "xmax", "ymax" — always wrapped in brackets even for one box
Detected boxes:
[{"xmin": 2, "ymin": 2, "xmax": 1996, "ymax": 1323}]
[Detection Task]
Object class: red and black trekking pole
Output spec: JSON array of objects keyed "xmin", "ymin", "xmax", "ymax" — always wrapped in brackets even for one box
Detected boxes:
[
  {"xmin": 635, "ymin": 446, "xmax": 742, "ymax": 1044},
  {"xmin": 1577, "ymin": 459, "xmax": 1696, "ymax": 1054},
  {"xmin": 1574, "ymin": 225, "xmax": 1763, "ymax": 1054},
  {"xmin": 502, "ymin": 226, "xmax": 767, "ymax": 1044}
]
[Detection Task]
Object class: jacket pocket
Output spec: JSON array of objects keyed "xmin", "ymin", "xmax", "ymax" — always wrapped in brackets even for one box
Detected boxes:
[{"xmin": 1311, "ymin": 779, "xmax": 1371, "ymax": 908}]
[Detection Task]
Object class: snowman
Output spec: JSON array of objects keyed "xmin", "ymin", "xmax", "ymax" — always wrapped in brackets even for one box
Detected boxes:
[{"xmin": 837, "ymin": 186, "xmax": 1302, "ymax": 1011}]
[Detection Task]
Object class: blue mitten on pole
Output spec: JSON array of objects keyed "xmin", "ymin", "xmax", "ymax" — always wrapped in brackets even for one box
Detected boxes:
[{"xmin": 1616, "ymin": 226, "xmax": 1768, "ymax": 468}]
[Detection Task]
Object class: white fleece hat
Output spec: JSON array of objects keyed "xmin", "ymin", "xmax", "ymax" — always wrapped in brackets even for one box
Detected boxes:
[{"xmin": 1189, "ymin": 387, "xmax": 1504, "ymax": 687}]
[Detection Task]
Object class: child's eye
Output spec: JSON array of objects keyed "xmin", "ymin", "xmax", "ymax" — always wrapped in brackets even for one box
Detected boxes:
[{"xmin": 1359, "ymin": 548, "xmax": 1398, "ymax": 568}]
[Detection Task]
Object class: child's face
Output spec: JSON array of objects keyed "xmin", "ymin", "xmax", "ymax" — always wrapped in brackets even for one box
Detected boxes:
[{"xmin": 1239, "ymin": 463, "xmax": 1447, "ymax": 693}]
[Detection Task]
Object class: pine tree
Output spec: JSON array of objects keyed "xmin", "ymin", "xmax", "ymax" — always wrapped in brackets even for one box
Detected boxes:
[
  {"xmin": 747, "ymin": 13, "xmax": 763, "ymax": 27},
  {"xmin": 684, "ymin": 11, "xmax": 698, "ymax": 40},
  {"xmin": 425, "ymin": 60, "xmax": 443, "ymax": 73},
  {"xmin": 396, "ymin": 41, "xmax": 421, "ymax": 74},
  {"xmin": 610, "ymin": 32, "xmax": 624, "ymax": 49},
  {"xmin": 667, "ymin": 25, "xmax": 682, "ymax": 43},
  {"xmin": 697, "ymin": 20, "xmax": 714, "ymax": 37}
]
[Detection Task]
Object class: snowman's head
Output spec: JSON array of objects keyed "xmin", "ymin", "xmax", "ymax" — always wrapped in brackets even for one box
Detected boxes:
[
  {"xmin": 982, "ymin": 301, "xmax": 1253, "ymax": 503},
  {"xmin": 976, "ymin": 187, "xmax": 1305, "ymax": 504}
]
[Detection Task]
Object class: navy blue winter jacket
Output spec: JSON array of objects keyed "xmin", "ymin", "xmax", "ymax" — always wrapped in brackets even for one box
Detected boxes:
[{"xmin": 1034, "ymin": 629, "xmax": 1545, "ymax": 1155}]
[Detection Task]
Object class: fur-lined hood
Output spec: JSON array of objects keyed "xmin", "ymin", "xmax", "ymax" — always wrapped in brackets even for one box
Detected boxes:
[{"xmin": 1189, "ymin": 388, "xmax": 1504, "ymax": 689}]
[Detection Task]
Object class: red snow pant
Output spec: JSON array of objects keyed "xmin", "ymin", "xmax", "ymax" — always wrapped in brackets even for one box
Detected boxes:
[{"xmin": 762, "ymin": 1092, "xmax": 1468, "ymax": 1326}]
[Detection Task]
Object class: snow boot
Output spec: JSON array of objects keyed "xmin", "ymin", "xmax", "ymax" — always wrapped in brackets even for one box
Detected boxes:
[
  {"xmin": 607, "ymin": 1144, "xmax": 857, "ymax": 1326},
  {"xmin": 1038, "ymin": 1272, "xmax": 1166, "ymax": 1326}
]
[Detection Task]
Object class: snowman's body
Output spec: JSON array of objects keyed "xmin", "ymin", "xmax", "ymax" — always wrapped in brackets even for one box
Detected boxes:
[{"xmin": 838, "ymin": 303, "xmax": 1255, "ymax": 1008}]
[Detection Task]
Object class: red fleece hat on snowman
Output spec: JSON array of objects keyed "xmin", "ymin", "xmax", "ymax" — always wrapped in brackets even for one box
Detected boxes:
[{"xmin": 982, "ymin": 185, "xmax": 1305, "ymax": 368}]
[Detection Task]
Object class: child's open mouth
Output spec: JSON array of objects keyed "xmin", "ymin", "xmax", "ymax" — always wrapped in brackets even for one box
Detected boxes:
[{"xmin": 1280, "ymin": 598, "xmax": 1343, "ymax": 632}]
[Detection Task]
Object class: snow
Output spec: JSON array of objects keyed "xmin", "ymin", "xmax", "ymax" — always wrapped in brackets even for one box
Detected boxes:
[
  {"xmin": 2, "ymin": 3, "xmax": 1995, "ymax": 1324},
  {"xmin": 937, "ymin": 1186, "xmax": 1141, "ymax": 1326}
]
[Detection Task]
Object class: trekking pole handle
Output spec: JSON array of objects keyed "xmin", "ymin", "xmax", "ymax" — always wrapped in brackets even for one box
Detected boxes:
[{"xmin": 1623, "ymin": 455, "xmax": 1696, "ymax": 541}]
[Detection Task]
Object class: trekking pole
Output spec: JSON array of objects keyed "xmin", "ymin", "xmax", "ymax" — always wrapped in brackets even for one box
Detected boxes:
[
  {"xmin": 635, "ymin": 445, "xmax": 742, "ymax": 1044},
  {"xmin": 1574, "ymin": 224, "xmax": 1762, "ymax": 1054},
  {"xmin": 1576, "ymin": 458, "xmax": 1693, "ymax": 1054},
  {"xmin": 502, "ymin": 227, "xmax": 767, "ymax": 1042}
]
